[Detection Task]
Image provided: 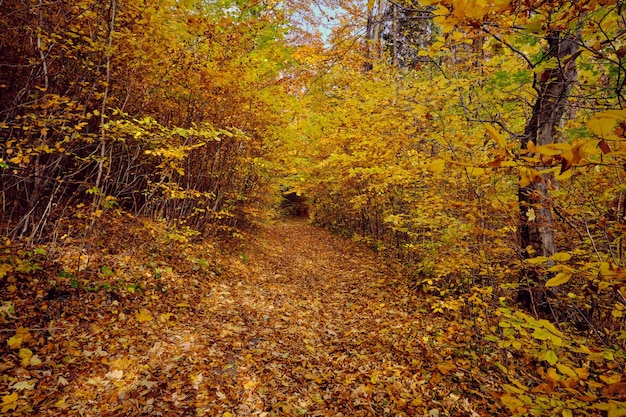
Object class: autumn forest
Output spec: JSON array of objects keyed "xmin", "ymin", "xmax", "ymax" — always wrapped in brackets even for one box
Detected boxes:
[{"xmin": 1, "ymin": 0, "xmax": 625, "ymax": 415}]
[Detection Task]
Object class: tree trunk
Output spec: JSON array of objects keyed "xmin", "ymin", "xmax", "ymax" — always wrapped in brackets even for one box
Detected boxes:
[{"xmin": 519, "ymin": 31, "xmax": 581, "ymax": 260}]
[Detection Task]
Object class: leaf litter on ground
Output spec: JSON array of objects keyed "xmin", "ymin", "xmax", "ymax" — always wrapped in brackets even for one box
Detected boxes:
[{"xmin": 1, "ymin": 219, "xmax": 503, "ymax": 416}]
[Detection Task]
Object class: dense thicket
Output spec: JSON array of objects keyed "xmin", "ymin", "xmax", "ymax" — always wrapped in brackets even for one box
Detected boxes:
[{"xmin": 0, "ymin": 0, "xmax": 289, "ymax": 242}]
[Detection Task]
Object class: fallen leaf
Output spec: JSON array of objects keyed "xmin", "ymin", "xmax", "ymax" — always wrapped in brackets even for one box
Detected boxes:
[
  {"xmin": 1, "ymin": 392, "xmax": 18, "ymax": 413},
  {"xmin": 436, "ymin": 361, "xmax": 456, "ymax": 375},
  {"xmin": 106, "ymin": 369, "xmax": 124, "ymax": 380},
  {"xmin": 243, "ymin": 379, "xmax": 257, "ymax": 390},
  {"xmin": 110, "ymin": 357, "xmax": 132, "ymax": 370},
  {"xmin": 54, "ymin": 396, "xmax": 68, "ymax": 408},
  {"xmin": 19, "ymin": 348, "xmax": 33, "ymax": 365},
  {"xmin": 7, "ymin": 327, "xmax": 31, "ymax": 349},
  {"xmin": 159, "ymin": 312, "xmax": 174, "ymax": 322},
  {"xmin": 11, "ymin": 381, "xmax": 36, "ymax": 391},
  {"xmin": 136, "ymin": 308, "xmax": 153, "ymax": 322}
]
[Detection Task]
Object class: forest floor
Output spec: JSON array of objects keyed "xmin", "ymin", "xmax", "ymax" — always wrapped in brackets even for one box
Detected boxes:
[{"xmin": 1, "ymin": 219, "xmax": 505, "ymax": 416}]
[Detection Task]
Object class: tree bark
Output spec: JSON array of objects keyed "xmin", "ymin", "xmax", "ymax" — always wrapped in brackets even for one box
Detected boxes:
[{"xmin": 519, "ymin": 31, "xmax": 581, "ymax": 259}]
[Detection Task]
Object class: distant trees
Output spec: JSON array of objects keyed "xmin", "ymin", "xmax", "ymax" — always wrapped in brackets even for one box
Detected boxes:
[{"xmin": 365, "ymin": 0, "xmax": 435, "ymax": 67}]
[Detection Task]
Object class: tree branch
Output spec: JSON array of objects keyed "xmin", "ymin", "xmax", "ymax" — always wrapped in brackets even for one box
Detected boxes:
[{"xmin": 483, "ymin": 26, "xmax": 535, "ymax": 69}]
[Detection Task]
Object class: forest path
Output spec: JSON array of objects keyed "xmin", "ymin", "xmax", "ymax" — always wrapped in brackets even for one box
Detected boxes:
[
  {"xmin": 154, "ymin": 220, "xmax": 489, "ymax": 417},
  {"xmin": 190, "ymin": 220, "xmax": 430, "ymax": 416},
  {"xmin": 2, "ymin": 220, "xmax": 494, "ymax": 416}
]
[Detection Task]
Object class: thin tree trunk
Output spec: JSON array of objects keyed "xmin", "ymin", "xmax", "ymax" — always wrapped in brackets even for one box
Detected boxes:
[
  {"xmin": 392, "ymin": 3, "xmax": 398, "ymax": 66},
  {"xmin": 519, "ymin": 31, "xmax": 581, "ymax": 259}
]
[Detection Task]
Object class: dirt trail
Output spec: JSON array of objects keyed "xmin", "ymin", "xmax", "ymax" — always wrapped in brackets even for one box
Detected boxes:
[{"xmin": 2, "ymin": 221, "xmax": 492, "ymax": 416}]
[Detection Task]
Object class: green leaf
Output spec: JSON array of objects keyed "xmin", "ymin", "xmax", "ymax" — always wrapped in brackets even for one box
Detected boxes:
[{"xmin": 58, "ymin": 270, "xmax": 75, "ymax": 278}]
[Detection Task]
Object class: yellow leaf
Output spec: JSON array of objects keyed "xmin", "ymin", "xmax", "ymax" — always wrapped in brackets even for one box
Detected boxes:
[
  {"xmin": 545, "ymin": 272, "xmax": 572, "ymax": 287},
  {"xmin": 587, "ymin": 110, "xmax": 626, "ymax": 139},
  {"xmin": 525, "ymin": 256, "xmax": 549, "ymax": 265},
  {"xmin": 159, "ymin": 313, "xmax": 174, "ymax": 322},
  {"xmin": 534, "ymin": 144, "xmax": 562, "ymax": 156},
  {"xmin": 544, "ymin": 350, "xmax": 558, "ymax": 366},
  {"xmin": 110, "ymin": 357, "xmax": 132, "ymax": 370},
  {"xmin": 608, "ymin": 401, "xmax": 626, "ymax": 417},
  {"xmin": 600, "ymin": 374, "xmax": 623, "ymax": 385},
  {"xmin": 370, "ymin": 371, "xmax": 380, "ymax": 384},
  {"xmin": 1, "ymin": 392, "xmax": 18, "ymax": 413},
  {"xmin": 550, "ymin": 252, "xmax": 571, "ymax": 262},
  {"xmin": 54, "ymin": 396, "xmax": 68, "ymax": 408},
  {"xmin": 7, "ymin": 327, "xmax": 30, "ymax": 349},
  {"xmin": 549, "ymin": 142, "xmax": 574, "ymax": 151},
  {"xmin": 243, "ymin": 380, "xmax": 257, "ymax": 390},
  {"xmin": 136, "ymin": 309, "xmax": 153, "ymax": 322},
  {"xmin": 411, "ymin": 397, "xmax": 423, "ymax": 406},
  {"xmin": 594, "ymin": 109, "xmax": 626, "ymax": 120},
  {"xmin": 533, "ymin": 328, "xmax": 552, "ymax": 340},
  {"xmin": 223, "ymin": 413, "xmax": 234, "ymax": 417},
  {"xmin": 500, "ymin": 393, "xmax": 525, "ymax": 410},
  {"xmin": 437, "ymin": 361, "xmax": 456, "ymax": 375},
  {"xmin": 588, "ymin": 117, "xmax": 618, "ymax": 138},
  {"xmin": 555, "ymin": 168, "xmax": 574, "ymax": 181},
  {"xmin": 450, "ymin": 31, "xmax": 463, "ymax": 42},
  {"xmin": 575, "ymin": 367, "xmax": 589, "ymax": 380},
  {"xmin": 562, "ymin": 409, "xmax": 573, "ymax": 417},
  {"xmin": 519, "ymin": 176, "xmax": 531, "ymax": 188},
  {"xmin": 466, "ymin": 167, "xmax": 485, "ymax": 176},
  {"xmin": 503, "ymin": 384, "xmax": 526, "ymax": 394},
  {"xmin": 19, "ymin": 348, "xmax": 33, "ymax": 366},
  {"xmin": 556, "ymin": 363, "xmax": 578, "ymax": 380},
  {"xmin": 485, "ymin": 124, "xmax": 506, "ymax": 149},
  {"xmin": 428, "ymin": 159, "xmax": 446, "ymax": 173}
]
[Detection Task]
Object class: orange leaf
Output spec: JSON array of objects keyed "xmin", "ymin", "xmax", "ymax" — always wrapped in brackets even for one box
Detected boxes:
[{"xmin": 437, "ymin": 361, "xmax": 456, "ymax": 375}]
